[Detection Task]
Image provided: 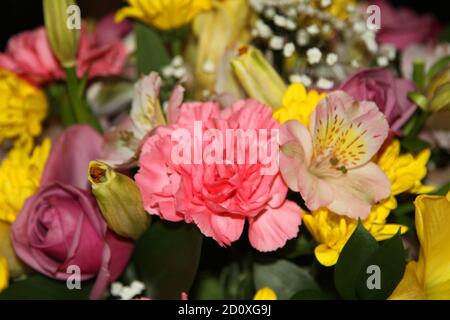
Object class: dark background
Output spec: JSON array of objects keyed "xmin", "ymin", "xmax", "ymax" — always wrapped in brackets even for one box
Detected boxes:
[{"xmin": 0, "ymin": 0, "xmax": 449, "ymax": 50}]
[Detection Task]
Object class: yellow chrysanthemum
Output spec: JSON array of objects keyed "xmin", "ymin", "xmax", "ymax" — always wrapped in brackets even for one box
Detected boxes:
[
  {"xmin": 0, "ymin": 139, "xmax": 51, "ymax": 224},
  {"xmin": 253, "ymin": 287, "xmax": 277, "ymax": 300},
  {"xmin": 304, "ymin": 140, "xmax": 435, "ymax": 267},
  {"xmin": 0, "ymin": 256, "xmax": 8, "ymax": 293},
  {"xmin": 0, "ymin": 69, "xmax": 47, "ymax": 150},
  {"xmin": 273, "ymin": 83, "xmax": 326, "ymax": 127},
  {"xmin": 115, "ymin": 0, "xmax": 213, "ymax": 30}
]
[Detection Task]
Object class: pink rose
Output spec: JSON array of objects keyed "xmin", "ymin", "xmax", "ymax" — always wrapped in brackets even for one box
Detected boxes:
[
  {"xmin": 0, "ymin": 22, "xmax": 128, "ymax": 85},
  {"xmin": 135, "ymin": 100, "xmax": 302, "ymax": 252},
  {"xmin": 12, "ymin": 125, "xmax": 133, "ymax": 299},
  {"xmin": 340, "ymin": 68, "xmax": 416, "ymax": 132},
  {"xmin": 371, "ymin": 0, "xmax": 442, "ymax": 51}
]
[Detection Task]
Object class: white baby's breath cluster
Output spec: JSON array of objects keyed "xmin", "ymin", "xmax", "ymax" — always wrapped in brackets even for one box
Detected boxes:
[
  {"xmin": 249, "ymin": 0, "xmax": 397, "ymax": 89},
  {"xmin": 110, "ymin": 280, "xmax": 146, "ymax": 300},
  {"xmin": 162, "ymin": 55, "xmax": 187, "ymax": 81}
]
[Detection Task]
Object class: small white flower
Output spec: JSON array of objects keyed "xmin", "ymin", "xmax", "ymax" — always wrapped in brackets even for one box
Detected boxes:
[
  {"xmin": 172, "ymin": 56, "xmax": 183, "ymax": 67},
  {"xmin": 351, "ymin": 59, "xmax": 360, "ymax": 68},
  {"xmin": 326, "ymin": 53, "xmax": 338, "ymax": 66},
  {"xmin": 162, "ymin": 66, "xmax": 174, "ymax": 78},
  {"xmin": 202, "ymin": 60, "xmax": 216, "ymax": 74},
  {"xmin": 306, "ymin": 24, "xmax": 320, "ymax": 35},
  {"xmin": 353, "ymin": 21, "xmax": 366, "ymax": 34},
  {"xmin": 264, "ymin": 8, "xmax": 275, "ymax": 19},
  {"xmin": 111, "ymin": 282, "xmax": 124, "ymax": 297},
  {"xmin": 377, "ymin": 56, "xmax": 389, "ymax": 67},
  {"xmin": 346, "ymin": 4, "xmax": 356, "ymax": 13},
  {"xmin": 381, "ymin": 44, "xmax": 397, "ymax": 60},
  {"xmin": 173, "ymin": 66, "xmax": 187, "ymax": 79},
  {"xmin": 283, "ymin": 42, "xmax": 296, "ymax": 57},
  {"xmin": 130, "ymin": 281, "xmax": 145, "ymax": 293},
  {"xmin": 285, "ymin": 19, "xmax": 297, "ymax": 31},
  {"xmin": 307, "ymin": 47, "xmax": 322, "ymax": 64},
  {"xmin": 269, "ymin": 36, "xmax": 284, "ymax": 50},
  {"xmin": 296, "ymin": 30, "xmax": 310, "ymax": 46},
  {"xmin": 250, "ymin": 0, "xmax": 263, "ymax": 12},
  {"xmin": 316, "ymin": 78, "xmax": 334, "ymax": 90},
  {"xmin": 290, "ymin": 74, "xmax": 312, "ymax": 87},
  {"xmin": 274, "ymin": 14, "xmax": 287, "ymax": 28},
  {"xmin": 256, "ymin": 20, "xmax": 272, "ymax": 38},
  {"xmin": 322, "ymin": 24, "xmax": 331, "ymax": 34},
  {"xmin": 287, "ymin": 7, "xmax": 297, "ymax": 17},
  {"xmin": 120, "ymin": 287, "xmax": 137, "ymax": 300},
  {"xmin": 321, "ymin": 0, "xmax": 332, "ymax": 8}
]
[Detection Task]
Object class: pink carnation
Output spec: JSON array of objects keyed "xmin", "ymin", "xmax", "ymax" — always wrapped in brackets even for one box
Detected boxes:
[
  {"xmin": 0, "ymin": 21, "xmax": 128, "ymax": 85},
  {"xmin": 135, "ymin": 100, "xmax": 302, "ymax": 252}
]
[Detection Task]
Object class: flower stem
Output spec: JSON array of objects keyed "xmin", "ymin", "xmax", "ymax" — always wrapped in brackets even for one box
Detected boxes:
[{"xmin": 64, "ymin": 67, "xmax": 103, "ymax": 133}]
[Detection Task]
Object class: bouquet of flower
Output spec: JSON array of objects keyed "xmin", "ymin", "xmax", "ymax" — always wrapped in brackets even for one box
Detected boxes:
[{"xmin": 0, "ymin": 0, "xmax": 449, "ymax": 301}]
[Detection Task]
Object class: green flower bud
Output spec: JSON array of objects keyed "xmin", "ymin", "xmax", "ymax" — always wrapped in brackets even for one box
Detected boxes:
[
  {"xmin": 231, "ymin": 46, "xmax": 287, "ymax": 108},
  {"xmin": 43, "ymin": 0, "xmax": 80, "ymax": 68},
  {"xmin": 88, "ymin": 161, "xmax": 150, "ymax": 240},
  {"xmin": 426, "ymin": 67, "xmax": 450, "ymax": 112}
]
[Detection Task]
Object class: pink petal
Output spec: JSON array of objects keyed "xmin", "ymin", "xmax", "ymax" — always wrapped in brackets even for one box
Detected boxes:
[
  {"xmin": 209, "ymin": 213, "xmax": 245, "ymax": 247},
  {"xmin": 41, "ymin": 125, "xmax": 103, "ymax": 190},
  {"xmin": 310, "ymin": 91, "xmax": 389, "ymax": 168},
  {"xmin": 325, "ymin": 162, "xmax": 391, "ymax": 219},
  {"xmin": 248, "ymin": 201, "xmax": 302, "ymax": 252}
]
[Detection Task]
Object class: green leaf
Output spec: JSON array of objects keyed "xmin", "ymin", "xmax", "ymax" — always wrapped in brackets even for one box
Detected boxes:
[
  {"xmin": 433, "ymin": 181, "xmax": 450, "ymax": 196},
  {"xmin": 192, "ymin": 273, "xmax": 225, "ymax": 300},
  {"xmin": 401, "ymin": 136, "xmax": 430, "ymax": 153},
  {"xmin": 290, "ymin": 289, "xmax": 334, "ymax": 300},
  {"xmin": 220, "ymin": 257, "xmax": 254, "ymax": 300},
  {"xmin": 253, "ymin": 259, "xmax": 319, "ymax": 300},
  {"xmin": 0, "ymin": 275, "xmax": 92, "ymax": 300},
  {"xmin": 278, "ymin": 235, "xmax": 315, "ymax": 259},
  {"xmin": 356, "ymin": 232, "xmax": 406, "ymax": 300},
  {"xmin": 334, "ymin": 223, "xmax": 379, "ymax": 299},
  {"xmin": 133, "ymin": 219, "xmax": 203, "ymax": 299},
  {"xmin": 135, "ymin": 22, "xmax": 170, "ymax": 75}
]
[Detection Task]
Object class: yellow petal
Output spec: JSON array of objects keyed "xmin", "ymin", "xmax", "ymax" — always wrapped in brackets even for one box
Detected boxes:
[
  {"xmin": 0, "ymin": 256, "xmax": 8, "ymax": 293},
  {"xmin": 389, "ymin": 262, "xmax": 426, "ymax": 300},
  {"xmin": 315, "ymin": 244, "xmax": 340, "ymax": 267},
  {"xmin": 253, "ymin": 287, "xmax": 277, "ymax": 300},
  {"xmin": 415, "ymin": 193, "xmax": 450, "ymax": 299}
]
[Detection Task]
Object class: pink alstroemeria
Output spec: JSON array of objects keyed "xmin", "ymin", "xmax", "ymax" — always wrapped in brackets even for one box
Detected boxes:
[{"xmin": 280, "ymin": 91, "xmax": 391, "ymax": 219}]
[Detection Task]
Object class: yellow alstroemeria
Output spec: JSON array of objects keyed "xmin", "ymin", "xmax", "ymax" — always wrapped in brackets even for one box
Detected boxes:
[
  {"xmin": 0, "ymin": 139, "xmax": 51, "ymax": 224},
  {"xmin": 273, "ymin": 83, "xmax": 326, "ymax": 127},
  {"xmin": 390, "ymin": 192, "xmax": 450, "ymax": 299},
  {"xmin": 0, "ymin": 256, "xmax": 8, "ymax": 293},
  {"xmin": 115, "ymin": 0, "xmax": 212, "ymax": 30},
  {"xmin": 304, "ymin": 140, "xmax": 435, "ymax": 267},
  {"xmin": 0, "ymin": 69, "xmax": 47, "ymax": 150},
  {"xmin": 253, "ymin": 287, "xmax": 277, "ymax": 300}
]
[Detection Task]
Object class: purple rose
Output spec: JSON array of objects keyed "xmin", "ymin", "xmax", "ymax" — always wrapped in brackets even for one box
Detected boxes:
[
  {"xmin": 12, "ymin": 125, "xmax": 133, "ymax": 299},
  {"xmin": 340, "ymin": 68, "xmax": 416, "ymax": 132},
  {"xmin": 371, "ymin": 0, "xmax": 442, "ymax": 51}
]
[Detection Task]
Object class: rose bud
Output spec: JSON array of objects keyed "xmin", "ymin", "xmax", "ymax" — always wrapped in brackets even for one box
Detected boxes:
[{"xmin": 88, "ymin": 161, "xmax": 150, "ymax": 240}]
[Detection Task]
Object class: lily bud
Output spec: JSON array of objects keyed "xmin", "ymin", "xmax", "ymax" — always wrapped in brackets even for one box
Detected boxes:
[
  {"xmin": 427, "ymin": 67, "xmax": 450, "ymax": 112},
  {"xmin": 43, "ymin": 0, "xmax": 80, "ymax": 68},
  {"xmin": 231, "ymin": 46, "xmax": 286, "ymax": 108},
  {"xmin": 88, "ymin": 161, "xmax": 150, "ymax": 240}
]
